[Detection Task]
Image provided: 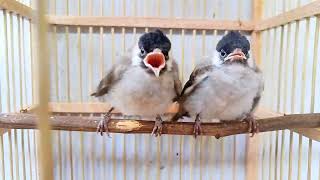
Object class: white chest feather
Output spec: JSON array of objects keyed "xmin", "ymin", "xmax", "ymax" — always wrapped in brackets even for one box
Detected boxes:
[
  {"xmin": 108, "ymin": 67, "xmax": 176, "ymax": 117},
  {"xmin": 184, "ymin": 64, "xmax": 263, "ymax": 121}
]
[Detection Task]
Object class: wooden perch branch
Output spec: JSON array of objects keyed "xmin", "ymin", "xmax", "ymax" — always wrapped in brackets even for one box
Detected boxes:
[{"xmin": 1, "ymin": 113, "xmax": 320, "ymax": 138}]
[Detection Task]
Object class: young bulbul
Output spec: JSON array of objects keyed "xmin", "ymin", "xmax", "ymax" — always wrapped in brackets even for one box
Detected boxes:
[
  {"xmin": 92, "ymin": 29, "xmax": 181, "ymax": 137},
  {"xmin": 174, "ymin": 31, "xmax": 264, "ymax": 137}
]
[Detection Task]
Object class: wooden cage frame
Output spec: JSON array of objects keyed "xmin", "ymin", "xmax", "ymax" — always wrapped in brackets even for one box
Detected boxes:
[{"xmin": 1, "ymin": 0, "xmax": 320, "ymax": 179}]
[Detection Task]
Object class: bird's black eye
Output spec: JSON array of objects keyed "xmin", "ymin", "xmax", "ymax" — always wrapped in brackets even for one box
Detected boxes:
[
  {"xmin": 220, "ymin": 49, "xmax": 227, "ymax": 58},
  {"xmin": 140, "ymin": 49, "xmax": 146, "ymax": 56}
]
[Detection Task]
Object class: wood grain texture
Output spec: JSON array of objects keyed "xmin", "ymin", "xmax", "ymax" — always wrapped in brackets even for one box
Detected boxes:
[
  {"xmin": 22, "ymin": 102, "xmax": 179, "ymax": 114},
  {"xmin": 24, "ymin": 102, "xmax": 279, "ymax": 118},
  {"xmin": 46, "ymin": 16, "xmax": 255, "ymax": 31},
  {"xmin": 1, "ymin": 113, "xmax": 320, "ymax": 138},
  {"xmin": 255, "ymin": 0, "xmax": 320, "ymax": 30},
  {"xmin": 0, "ymin": 0, "xmax": 34, "ymax": 20}
]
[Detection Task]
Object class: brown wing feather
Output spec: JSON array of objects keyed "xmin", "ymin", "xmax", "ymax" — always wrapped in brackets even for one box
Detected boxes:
[
  {"xmin": 171, "ymin": 59, "xmax": 213, "ymax": 121},
  {"xmin": 180, "ymin": 59, "xmax": 213, "ymax": 99},
  {"xmin": 249, "ymin": 70, "xmax": 264, "ymax": 113},
  {"xmin": 171, "ymin": 60, "xmax": 182, "ymax": 101},
  {"xmin": 91, "ymin": 55, "xmax": 131, "ymax": 97}
]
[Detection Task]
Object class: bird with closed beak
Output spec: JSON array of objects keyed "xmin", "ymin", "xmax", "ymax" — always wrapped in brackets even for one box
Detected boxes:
[
  {"xmin": 173, "ymin": 31, "xmax": 264, "ymax": 137},
  {"xmin": 91, "ymin": 29, "xmax": 181, "ymax": 137}
]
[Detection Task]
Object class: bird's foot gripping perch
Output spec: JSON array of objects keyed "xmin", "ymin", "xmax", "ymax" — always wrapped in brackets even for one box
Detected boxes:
[
  {"xmin": 97, "ymin": 107, "xmax": 114, "ymax": 137},
  {"xmin": 193, "ymin": 114, "xmax": 202, "ymax": 138},
  {"xmin": 151, "ymin": 115, "xmax": 163, "ymax": 137},
  {"xmin": 244, "ymin": 114, "xmax": 259, "ymax": 137}
]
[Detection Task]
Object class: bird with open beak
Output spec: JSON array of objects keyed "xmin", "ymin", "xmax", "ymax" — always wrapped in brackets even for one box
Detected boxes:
[
  {"xmin": 173, "ymin": 31, "xmax": 264, "ymax": 137},
  {"xmin": 91, "ymin": 29, "xmax": 181, "ymax": 137}
]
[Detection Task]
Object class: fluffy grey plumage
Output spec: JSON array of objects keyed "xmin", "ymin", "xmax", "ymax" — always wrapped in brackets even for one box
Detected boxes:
[
  {"xmin": 175, "ymin": 31, "xmax": 264, "ymax": 137},
  {"xmin": 92, "ymin": 29, "xmax": 181, "ymax": 136}
]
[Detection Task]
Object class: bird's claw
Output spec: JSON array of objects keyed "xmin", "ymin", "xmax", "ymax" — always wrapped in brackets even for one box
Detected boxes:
[
  {"xmin": 244, "ymin": 115, "xmax": 259, "ymax": 137},
  {"xmin": 193, "ymin": 116, "xmax": 202, "ymax": 138},
  {"xmin": 151, "ymin": 116, "xmax": 163, "ymax": 137},
  {"xmin": 97, "ymin": 113, "xmax": 112, "ymax": 137}
]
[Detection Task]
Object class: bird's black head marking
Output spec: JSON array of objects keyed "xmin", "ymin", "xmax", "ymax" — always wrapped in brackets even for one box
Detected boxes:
[
  {"xmin": 138, "ymin": 29, "xmax": 171, "ymax": 60},
  {"xmin": 216, "ymin": 31, "xmax": 250, "ymax": 53},
  {"xmin": 216, "ymin": 31, "xmax": 250, "ymax": 63}
]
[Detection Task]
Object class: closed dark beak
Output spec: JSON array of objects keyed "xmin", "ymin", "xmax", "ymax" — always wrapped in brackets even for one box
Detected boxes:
[{"xmin": 224, "ymin": 48, "xmax": 246, "ymax": 62}]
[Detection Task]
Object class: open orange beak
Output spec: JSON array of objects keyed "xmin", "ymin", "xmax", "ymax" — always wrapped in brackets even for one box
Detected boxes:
[
  {"xmin": 143, "ymin": 50, "xmax": 166, "ymax": 77},
  {"xmin": 224, "ymin": 48, "xmax": 247, "ymax": 62}
]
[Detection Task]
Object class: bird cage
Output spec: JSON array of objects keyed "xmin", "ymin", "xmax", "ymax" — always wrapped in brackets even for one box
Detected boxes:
[{"xmin": 0, "ymin": 0, "xmax": 320, "ymax": 179}]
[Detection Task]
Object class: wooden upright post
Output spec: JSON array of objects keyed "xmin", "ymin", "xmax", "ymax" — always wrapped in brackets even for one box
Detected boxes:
[
  {"xmin": 246, "ymin": 0, "xmax": 263, "ymax": 180},
  {"xmin": 36, "ymin": 0, "xmax": 54, "ymax": 179},
  {"xmin": 252, "ymin": 0, "xmax": 263, "ymax": 65}
]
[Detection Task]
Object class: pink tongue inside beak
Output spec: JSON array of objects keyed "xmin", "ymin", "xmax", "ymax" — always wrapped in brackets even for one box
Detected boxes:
[
  {"xmin": 230, "ymin": 52, "xmax": 245, "ymax": 60},
  {"xmin": 224, "ymin": 49, "xmax": 246, "ymax": 61},
  {"xmin": 146, "ymin": 53, "xmax": 165, "ymax": 68}
]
